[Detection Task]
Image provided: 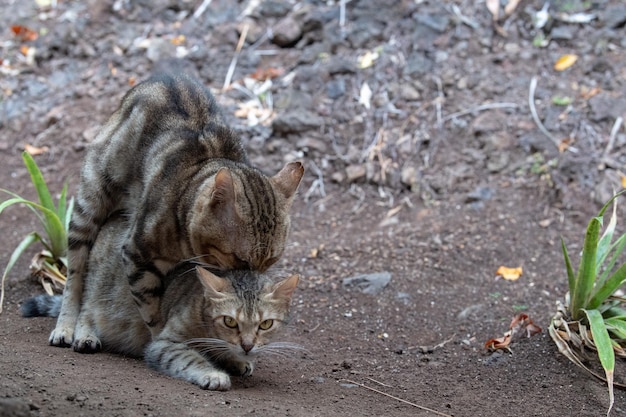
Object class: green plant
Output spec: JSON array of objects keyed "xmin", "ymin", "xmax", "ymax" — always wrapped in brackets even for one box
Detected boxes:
[
  {"xmin": 0, "ymin": 151, "xmax": 73, "ymax": 313},
  {"xmin": 549, "ymin": 191, "xmax": 626, "ymax": 416}
]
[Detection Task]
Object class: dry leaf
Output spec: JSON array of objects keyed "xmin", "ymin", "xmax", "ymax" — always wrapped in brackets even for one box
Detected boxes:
[
  {"xmin": 11, "ymin": 25, "xmax": 38, "ymax": 42},
  {"xmin": 359, "ymin": 82, "xmax": 372, "ymax": 109},
  {"xmin": 554, "ymin": 54, "xmax": 578, "ymax": 71},
  {"xmin": 621, "ymin": 175, "xmax": 626, "ymax": 189},
  {"xmin": 580, "ymin": 86, "xmax": 601, "ymax": 100},
  {"xmin": 24, "ymin": 144, "xmax": 49, "ymax": 156},
  {"xmin": 248, "ymin": 67, "xmax": 285, "ymax": 81},
  {"xmin": 170, "ymin": 35, "xmax": 186, "ymax": 45},
  {"xmin": 558, "ymin": 137, "xmax": 574, "ymax": 153},
  {"xmin": 485, "ymin": 313, "xmax": 542, "ymax": 351},
  {"xmin": 496, "ymin": 266, "xmax": 522, "ymax": 281},
  {"xmin": 357, "ymin": 50, "xmax": 379, "ymax": 69}
]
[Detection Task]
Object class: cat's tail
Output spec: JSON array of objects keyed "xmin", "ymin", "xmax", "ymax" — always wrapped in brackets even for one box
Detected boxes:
[{"xmin": 21, "ymin": 294, "xmax": 62, "ymax": 318}]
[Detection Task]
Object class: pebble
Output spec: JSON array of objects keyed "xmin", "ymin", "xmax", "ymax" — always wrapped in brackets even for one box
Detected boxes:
[
  {"xmin": 342, "ymin": 272, "xmax": 392, "ymax": 295},
  {"xmin": 403, "ymin": 52, "xmax": 434, "ymax": 77},
  {"xmin": 272, "ymin": 16, "xmax": 303, "ymax": 47},
  {"xmin": 272, "ymin": 110, "xmax": 323, "ymax": 134},
  {"xmin": 326, "ymin": 78, "xmax": 345, "ymax": 99}
]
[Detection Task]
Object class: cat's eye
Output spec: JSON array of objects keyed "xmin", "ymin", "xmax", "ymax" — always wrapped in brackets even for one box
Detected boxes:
[
  {"xmin": 223, "ymin": 316, "xmax": 238, "ymax": 328},
  {"xmin": 259, "ymin": 319, "xmax": 274, "ymax": 330}
]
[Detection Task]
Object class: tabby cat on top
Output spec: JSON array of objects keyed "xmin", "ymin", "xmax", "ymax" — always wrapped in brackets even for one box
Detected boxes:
[
  {"xmin": 24, "ymin": 216, "xmax": 301, "ymax": 390},
  {"xmin": 49, "ymin": 73, "xmax": 304, "ymax": 348}
]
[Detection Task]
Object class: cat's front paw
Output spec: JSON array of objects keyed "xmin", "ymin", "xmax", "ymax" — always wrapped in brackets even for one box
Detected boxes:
[
  {"xmin": 197, "ymin": 371, "xmax": 231, "ymax": 391},
  {"xmin": 238, "ymin": 361, "xmax": 254, "ymax": 377},
  {"xmin": 72, "ymin": 336, "xmax": 102, "ymax": 353},
  {"xmin": 49, "ymin": 326, "xmax": 73, "ymax": 347}
]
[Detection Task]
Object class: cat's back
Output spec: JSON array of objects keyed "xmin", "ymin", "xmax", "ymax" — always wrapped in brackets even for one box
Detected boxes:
[{"xmin": 88, "ymin": 73, "xmax": 248, "ymax": 185}]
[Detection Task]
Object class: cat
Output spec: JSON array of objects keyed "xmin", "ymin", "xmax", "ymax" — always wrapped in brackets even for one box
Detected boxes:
[
  {"xmin": 50, "ymin": 73, "xmax": 304, "ymax": 348},
  {"xmin": 23, "ymin": 216, "xmax": 301, "ymax": 390}
]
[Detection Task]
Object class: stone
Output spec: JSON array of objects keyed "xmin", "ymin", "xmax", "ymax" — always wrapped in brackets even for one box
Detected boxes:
[
  {"xmin": 326, "ymin": 78, "xmax": 345, "ymax": 99},
  {"xmin": 403, "ymin": 52, "xmax": 433, "ymax": 77},
  {"xmin": 272, "ymin": 110, "xmax": 323, "ymax": 134},
  {"xmin": 342, "ymin": 272, "xmax": 392, "ymax": 295},
  {"xmin": 272, "ymin": 16, "xmax": 302, "ymax": 47},
  {"xmin": 465, "ymin": 187, "xmax": 495, "ymax": 204},
  {"xmin": 345, "ymin": 164, "xmax": 366, "ymax": 182},
  {"xmin": 550, "ymin": 25, "xmax": 575, "ymax": 40},
  {"xmin": 588, "ymin": 93, "xmax": 626, "ymax": 122}
]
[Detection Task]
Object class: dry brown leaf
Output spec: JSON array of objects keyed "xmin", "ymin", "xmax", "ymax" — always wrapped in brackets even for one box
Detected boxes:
[
  {"xmin": 554, "ymin": 54, "xmax": 578, "ymax": 71},
  {"xmin": 496, "ymin": 266, "xmax": 522, "ymax": 281},
  {"xmin": 580, "ymin": 86, "xmax": 601, "ymax": 100},
  {"xmin": 621, "ymin": 175, "xmax": 626, "ymax": 189},
  {"xmin": 11, "ymin": 25, "xmax": 38, "ymax": 42},
  {"xmin": 24, "ymin": 144, "xmax": 49, "ymax": 156},
  {"xmin": 170, "ymin": 35, "xmax": 186, "ymax": 45},
  {"xmin": 248, "ymin": 67, "xmax": 285, "ymax": 81},
  {"xmin": 558, "ymin": 137, "xmax": 574, "ymax": 153},
  {"xmin": 485, "ymin": 313, "xmax": 542, "ymax": 351}
]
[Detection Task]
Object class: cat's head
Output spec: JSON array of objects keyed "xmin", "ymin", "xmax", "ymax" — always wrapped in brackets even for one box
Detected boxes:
[
  {"xmin": 190, "ymin": 161, "xmax": 304, "ymax": 272},
  {"xmin": 196, "ymin": 267, "xmax": 299, "ymax": 360}
]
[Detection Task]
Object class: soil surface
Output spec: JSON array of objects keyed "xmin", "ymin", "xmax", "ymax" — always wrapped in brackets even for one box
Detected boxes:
[{"xmin": 2, "ymin": 1, "xmax": 626, "ymax": 416}]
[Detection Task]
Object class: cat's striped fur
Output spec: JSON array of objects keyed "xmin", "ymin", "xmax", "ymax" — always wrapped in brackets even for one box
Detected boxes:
[
  {"xmin": 24, "ymin": 216, "xmax": 300, "ymax": 390},
  {"xmin": 50, "ymin": 73, "xmax": 304, "ymax": 348}
]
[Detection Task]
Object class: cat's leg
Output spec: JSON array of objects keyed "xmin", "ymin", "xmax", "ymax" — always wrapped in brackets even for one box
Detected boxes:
[
  {"xmin": 49, "ymin": 163, "xmax": 116, "ymax": 346},
  {"xmin": 145, "ymin": 339, "xmax": 231, "ymax": 390},
  {"xmin": 122, "ymin": 241, "xmax": 165, "ymax": 337},
  {"xmin": 72, "ymin": 307, "xmax": 102, "ymax": 353}
]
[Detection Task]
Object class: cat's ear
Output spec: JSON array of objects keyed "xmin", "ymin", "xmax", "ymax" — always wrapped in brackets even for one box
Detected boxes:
[
  {"xmin": 270, "ymin": 162, "xmax": 304, "ymax": 201},
  {"xmin": 210, "ymin": 168, "xmax": 236, "ymax": 208},
  {"xmin": 196, "ymin": 267, "xmax": 230, "ymax": 299},
  {"xmin": 269, "ymin": 274, "xmax": 299, "ymax": 302}
]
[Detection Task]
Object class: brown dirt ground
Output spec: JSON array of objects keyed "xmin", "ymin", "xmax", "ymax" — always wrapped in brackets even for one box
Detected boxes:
[{"xmin": 2, "ymin": 1, "xmax": 626, "ymax": 416}]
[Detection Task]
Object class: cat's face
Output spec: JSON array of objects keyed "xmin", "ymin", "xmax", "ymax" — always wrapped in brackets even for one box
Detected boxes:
[
  {"xmin": 189, "ymin": 162, "xmax": 303, "ymax": 272},
  {"xmin": 197, "ymin": 268, "xmax": 299, "ymax": 359}
]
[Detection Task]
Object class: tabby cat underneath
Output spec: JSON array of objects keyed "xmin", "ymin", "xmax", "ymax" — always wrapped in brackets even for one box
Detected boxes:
[{"xmin": 23, "ymin": 217, "xmax": 300, "ymax": 390}]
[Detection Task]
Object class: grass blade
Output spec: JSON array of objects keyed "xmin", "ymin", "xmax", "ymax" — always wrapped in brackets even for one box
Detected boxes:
[
  {"xmin": 605, "ymin": 317, "xmax": 626, "ymax": 340},
  {"xmin": 22, "ymin": 151, "xmax": 56, "ymax": 212},
  {"xmin": 589, "ymin": 263, "xmax": 626, "ymax": 310},
  {"xmin": 561, "ymin": 239, "xmax": 576, "ymax": 296},
  {"xmin": 597, "ymin": 234, "xmax": 626, "ymax": 289},
  {"xmin": 597, "ymin": 199, "xmax": 618, "ymax": 272},
  {"xmin": 0, "ymin": 232, "xmax": 41, "ymax": 314},
  {"xmin": 584, "ymin": 309, "xmax": 615, "ymax": 416},
  {"xmin": 571, "ymin": 217, "xmax": 601, "ymax": 320}
]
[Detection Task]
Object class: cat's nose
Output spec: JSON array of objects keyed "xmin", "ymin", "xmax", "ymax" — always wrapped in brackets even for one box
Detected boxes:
[{"xmin": 241, "ymin": 343, "xmax": 254, "ymax": 353}]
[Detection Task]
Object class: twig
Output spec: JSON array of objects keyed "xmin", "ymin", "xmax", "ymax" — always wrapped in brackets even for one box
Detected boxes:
[
  {"xmin": 442, "ymin": 102, "xmax": 519, "ymax": 122},
  {"xmin": 528, "ymin": 76, "xmax": 561, "ymax": 150},
  {"xmin": 193, "ymin": 0, "xmax": 213, "ymax": 19},
  {"xmin": 340, "ymin": 379, "xmax": 453, "ymax": 417},
  {"xmin": 366, "ymin": 377, "xmax": 393, "ymax": 388},
  {"xmin": 600, "ymin": 116, "xmax": 624, "ymax": 170},
  {"xmin": 223, "ymin": 23, "xmax": 249, "ymax": 91},
  {"xmin": 433, "ymin": 76, "xmax": 443, "ymax": 129}
]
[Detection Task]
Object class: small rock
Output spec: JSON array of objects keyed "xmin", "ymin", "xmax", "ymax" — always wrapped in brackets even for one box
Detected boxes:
[
  {"xmin": 550, "ymin": 26, "xmax": 575, "ymax": 40},
  {"xmin": 588, "ymin": 93, "xmax": 626, "ymax": 122},
  {"xmin": 414, "ymin": 13, "xmax": 450, "ymax": 33},
  {"xmin": 256, "ymin": 0, "xmax": 291, "ymax": 18},
  {"xmin": 272, "ymin": 110, "xmax": 323, "ymax": 134},
  {"xmin": 326, "ymin": 78, "xmax": 345, "ymax": 99},
  {"xmin": 345, "ymin": 164, "xmax": 366, "ymax": 182},
  {"xmin": 602, "ymin": 4, "xmax": 626, "ymax": 29},
  {"xmin": 347, "ymin": 20, "xmax": 384, "ymax": 48},
  {"xmin": 401, "ymin": 165, "xmax": 419, "ymax": 190},
  {"xmin": 487, "ymin": 152, "xmax": 509, "ymax": 173},
  {"xmin": 326, "ymin": 57, "xmax": 356, "ymax": 75},
  {"xmin": 272, "ymin": 16, "xmax": 302, "ymax": 47},
  {"xmin": 465, "ymin": 187, "xmax": 495, "ymax": 204},
  {"xmin": 296, "ymin": 137, "xmax": 328, "ymax": 154},
  {"xmin": 342, "ymin": 272, "xmax": 392, "ymax": 295},
  {"xmin": 403, "ymin": 52, "xmax": 434, "ymax": 77}
]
